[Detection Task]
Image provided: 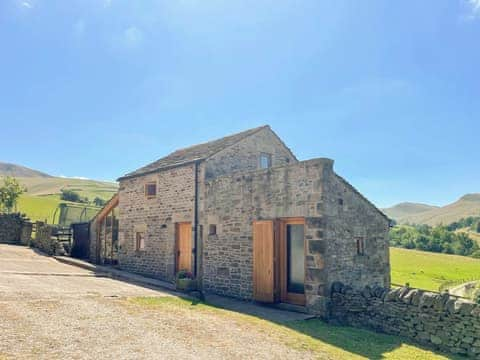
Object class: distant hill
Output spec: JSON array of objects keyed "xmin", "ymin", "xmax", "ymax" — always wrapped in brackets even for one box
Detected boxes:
[
  {"xmin": 17, "ymin": 176, "xmax": 118, "ymax": 200},
  {"xmin": 384, "ymin": 193, "xmax": 480, "ymax": 226},
  {"xmin": 383, "ymin": 202, "xmax": 439, "ymax": 221},
  {"xmin": 0, "ymin": 162, "xmax": 52, "ymax": 178},
  {"xmin": 0, "ymin": 162, "xmax": 118, "ymax": 222}
]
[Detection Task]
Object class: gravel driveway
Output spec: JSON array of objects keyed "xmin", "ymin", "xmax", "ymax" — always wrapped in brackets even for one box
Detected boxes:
[{"xmin": 0, "ymin": 245, "xmax": 314, "ymax": 360}]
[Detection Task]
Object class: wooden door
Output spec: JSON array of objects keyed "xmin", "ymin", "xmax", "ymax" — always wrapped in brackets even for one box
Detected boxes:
[
  {"xmin": 279, "ymin": 218, "xmax": 306, "ymax": 306},
  {"xmin": 253, "ymin": 220, "xmax": 276, "ymax": 303},
  {"xmin": 176, "ymin": 222, "xmax": 192, "ymax": 273}
]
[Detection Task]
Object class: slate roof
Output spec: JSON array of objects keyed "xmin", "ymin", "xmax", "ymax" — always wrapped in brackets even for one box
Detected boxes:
[{"xmin": 119, "ymin": 125, "xmax": 272, "ymax": 180}]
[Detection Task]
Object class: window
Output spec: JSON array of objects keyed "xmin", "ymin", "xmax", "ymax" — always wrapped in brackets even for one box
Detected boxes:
[
  {"xmin": 209, "ymin": 224, "xmax": 217, "ymax": 235},
  {"xmin": 145, "ymin": 182, "xmax": 157, "ymax": 198},
  {"xmin": 259, "ymin": 153, "xmax": 272, "ymax": 169},
  {"xmin": 356, "ymin": 238, "xmax": 365, "ymax": 256},
  {"xmin": 135, "ymin": 231, "xmax": 145, "ymax": 251}
]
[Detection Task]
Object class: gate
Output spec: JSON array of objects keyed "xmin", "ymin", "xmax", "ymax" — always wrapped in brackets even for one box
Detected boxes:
[{"xmin": 71, "ymin": 222, "xmax": 90, "ymax": 259}]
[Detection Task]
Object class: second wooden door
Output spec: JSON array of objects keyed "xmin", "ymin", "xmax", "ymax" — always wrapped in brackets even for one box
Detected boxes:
[{"xmin": 176, "ymin": 222, "xmax": 192, "ymax": 273}]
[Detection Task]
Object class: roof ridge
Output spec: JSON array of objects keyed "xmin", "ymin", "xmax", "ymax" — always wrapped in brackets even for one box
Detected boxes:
[
  {"xmin": 171, "ymin": 125, "xmax": 268, "ymax": 154},
  {"xmin": 118, "ymin": 125, "xmax": 270, "ymax": 180}
]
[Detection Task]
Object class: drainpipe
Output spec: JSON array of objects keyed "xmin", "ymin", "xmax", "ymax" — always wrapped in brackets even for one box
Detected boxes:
[{"xmin": 193, "ymin": 160, "xmax": 199, "ymax": 277}]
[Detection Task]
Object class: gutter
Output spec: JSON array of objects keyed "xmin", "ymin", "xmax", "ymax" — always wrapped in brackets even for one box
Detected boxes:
[{"xmin": 117, "ymin": 158, "xmax": 206, "ymax": 182}]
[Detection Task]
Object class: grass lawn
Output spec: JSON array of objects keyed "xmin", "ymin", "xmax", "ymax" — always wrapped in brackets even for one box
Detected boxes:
[
  {"xmin": 390, "ymin": 247, "xmax": 480, "ymax": 291},
  {"xmin": 129, "ymin": 297, "xmax": 457, "ymax": 359}
]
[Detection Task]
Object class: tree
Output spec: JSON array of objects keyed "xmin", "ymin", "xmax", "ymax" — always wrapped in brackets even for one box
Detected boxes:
[
  {"xmin": 93, "ymin": 197, "xmax": 106, "ymax": 207},
  {"xmin": 0, "ymin": 177, "xmax": 26, "ymax": 213},
  {"xmin": 60, "ymin": 189, "xmax": 81, "ymax": 202}
]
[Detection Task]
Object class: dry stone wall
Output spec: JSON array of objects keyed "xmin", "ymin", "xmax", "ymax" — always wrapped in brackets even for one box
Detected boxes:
[
  {"xmin": 330, "ymin": 282, "xmax": 480, "ymax": 358},
  {"xmin": 0, "ymin": 213, "xmax": 30, "ymax": 244},
  {"xmin": 30, "ymin": 222, "xmax": 64, "ymax": 255}
]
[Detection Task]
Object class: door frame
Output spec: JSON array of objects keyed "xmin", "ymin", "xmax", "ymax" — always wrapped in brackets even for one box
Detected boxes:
[
  {"xmin": 175, "ymin": 222, "xmax": 192, "ymax": 274},
  {"xmin": 279, "ymin": 217, "xmax": 306, "ymax": 306}
]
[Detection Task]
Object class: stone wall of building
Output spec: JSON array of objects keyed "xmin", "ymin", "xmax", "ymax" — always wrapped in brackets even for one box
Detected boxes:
[
  {"xmin": 0, "ymin": 213, "xmax": 28, "ymax": 244},
  {"xmin": 118, "ymin": 164, "xmax": 195, "ymax": 282},
  {"xmin": 201, "ymin": 158, "xmax": 389, "ymax": 314},
  {"xmin": 330, "ymin": 282, "xmax": 480, "ymax": 358},
  {"xmin": 321, "ymin": 174, "xmax": 391, "ymax": 291},
  {"xmin": 204, "ymin": 127, "xmax": 297, "ymax": 181}
]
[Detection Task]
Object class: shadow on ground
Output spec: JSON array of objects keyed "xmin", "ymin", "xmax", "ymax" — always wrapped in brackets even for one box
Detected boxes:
[{"xmin": 56, "ymin": 256, "xmax": 459, "ymax": 359}]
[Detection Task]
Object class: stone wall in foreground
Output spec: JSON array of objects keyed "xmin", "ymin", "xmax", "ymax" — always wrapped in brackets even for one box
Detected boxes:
[
  {"xmin": 0, "ymin": 213, "xmax": 31, "ymax": 244},
  {"xmin": 330, "ymin": 282, "xmax": 480, "ymax": 357}
]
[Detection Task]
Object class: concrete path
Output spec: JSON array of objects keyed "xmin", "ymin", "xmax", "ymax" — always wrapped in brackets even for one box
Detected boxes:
[
  {"xmin": 54, "ymin": 253, "xmax": 313, "ymax": 323},
  {"xmin": 0, "ymin": 244, "xmax": 172, "ymax": 299}
]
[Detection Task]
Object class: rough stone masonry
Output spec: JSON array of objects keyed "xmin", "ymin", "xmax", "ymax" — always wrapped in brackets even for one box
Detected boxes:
[{"xmin": 330, "ymin": 282, "xmax": 480, "ymax": 358}]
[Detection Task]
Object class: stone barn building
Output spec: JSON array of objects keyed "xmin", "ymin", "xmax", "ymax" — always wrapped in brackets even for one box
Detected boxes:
[{"xmin": 91, "ymin": 125, "xmax": 390, "ymax": 315}]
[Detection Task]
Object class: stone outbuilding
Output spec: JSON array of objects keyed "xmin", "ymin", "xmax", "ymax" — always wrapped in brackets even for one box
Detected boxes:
[{"xmin": 91, "ymin": 125, "xmax": 390, "ymax": 315}]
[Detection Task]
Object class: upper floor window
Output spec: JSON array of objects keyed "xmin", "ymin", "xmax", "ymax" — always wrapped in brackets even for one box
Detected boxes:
[
  {"xmin": 259, "ymin": 153, "xmax": 272, "ymax": 169},
  {"xmin": 145, "ymin": 182, "xmax": 157, "ymax": 198}
]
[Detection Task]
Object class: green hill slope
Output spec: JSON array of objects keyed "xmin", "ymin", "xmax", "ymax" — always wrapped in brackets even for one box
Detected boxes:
[
  {"xmin": 16, "ymin": 194, "xmax": 101, "ymax": 223},
  {"xmin": 390, "ymin": 247, "xmax": 480, "ymax": 291},
  {"xmin": 17, "ymin": 176, "xmax": 118, "ymax": 201},
  {"xmin": 0, "ymin": 162, "xmax": 118, "ymax": 223},
  {"xmin": 0, "ymin": 161, "xmax": 52, "ymax": 178}
]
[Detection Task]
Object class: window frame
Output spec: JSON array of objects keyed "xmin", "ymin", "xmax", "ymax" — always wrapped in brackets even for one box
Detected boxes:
[
  {"xmin": 356, "ymin": 238, "xmax": 365, "ymax": 256},
  {"xmin": 135, "ymin": 231, "xmax": 145, "ymax": 251},
  {"xmin": 144, "ymin": 181, "xmax": 157, "ymax": 199},
  {"xmin": 259, "ymin": 153, "xmax": 272, "ymax": 169},
  {"xmin": 208, "ymin": 224, "xmax": 217, "ymax": 236}
]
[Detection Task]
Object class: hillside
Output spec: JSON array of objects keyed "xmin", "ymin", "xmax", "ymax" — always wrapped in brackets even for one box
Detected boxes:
[
  {"xmin": 384, "ymin": 193, "xmax": 480, "ymax": 225},
  {"xmin": 383, "ymin": 202, "xmax": 438, "ymax": 221},
  {"xmin": 390, "ymin": 247, "xmax": 480, "ymax": 291},
  {"xmin": 17, "ymin": 176, "xmax": 118, "ymax": 201},
  {"xmin": 0, "ymin": 162, "xmax": 118, "ymax": 223},
  {"xmin": 0, "ymin": 162, "xmax": 52, "ymax": 178}
]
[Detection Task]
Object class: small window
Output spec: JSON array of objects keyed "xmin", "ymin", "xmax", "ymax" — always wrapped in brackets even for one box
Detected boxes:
[
  {"xmin": 259, "ymin": 153, "xmax": 272, "ymax": 169},
  {"xmin": 145, "ymin": 182, "xmax": 157, "ymax": 198},
  {"xmin": 209, "ymin": 224, "xmax": 217, "ymax": 235},
  {"xmin": 135, "ymin": 232, "xmax": 145, "ymax": 251},
  {"xmin": 356, "ymin": 238, "xmax": 365, "ymax": 256}
]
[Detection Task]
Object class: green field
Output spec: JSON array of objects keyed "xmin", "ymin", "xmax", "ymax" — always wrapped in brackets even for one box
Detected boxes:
[
  {"xmin": 9, "ymin": 176, "xmax": 117, "ymax": 224},
  {"xmin": 390, "ymin": 247, "xmax": 480, "ymax": 291},
  {"xmin": 16, "ymin": 194, "xmax": 60, "ymax": 223},
  {"xmin": 16, "ymin": 194, "xmax": 100, "ymax": 224}
]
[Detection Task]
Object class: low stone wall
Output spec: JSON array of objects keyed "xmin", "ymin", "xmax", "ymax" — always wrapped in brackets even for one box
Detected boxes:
[
  {"xmin": 30, "ymin": 222, "xmax": 63, "ymax": 255},
  {"xmin": 330, "ymin": 282, "xmax": 480, "ymax": 357},
  {"xmin": 0, "ymin": 213, "xmax": 30, "ymax": 244}
]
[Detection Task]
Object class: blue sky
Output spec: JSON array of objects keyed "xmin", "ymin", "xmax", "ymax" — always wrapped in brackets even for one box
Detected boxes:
[{"xmin": 1, "ymin": 0, "xmax": 479, "ymax": 208}]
